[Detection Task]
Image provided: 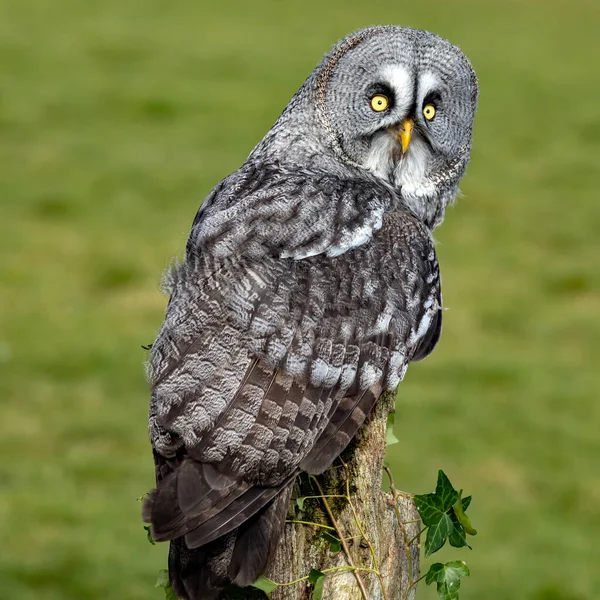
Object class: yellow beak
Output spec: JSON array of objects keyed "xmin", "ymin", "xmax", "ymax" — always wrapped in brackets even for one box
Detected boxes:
[{"xmin": 396, "ymin": 117, "xmax": 413, "ymax": 153}]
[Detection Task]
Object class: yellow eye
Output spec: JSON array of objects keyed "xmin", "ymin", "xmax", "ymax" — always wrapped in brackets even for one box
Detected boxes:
[
  {"xmin": 370, "ymin": 94, "xmax": 389, "ymax": 112},
  {"xmin": 423, "ymin": 103, "xmax": 436, "ymax": 120}
]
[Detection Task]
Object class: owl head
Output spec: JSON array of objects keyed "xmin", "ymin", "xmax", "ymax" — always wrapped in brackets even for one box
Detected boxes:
[{"xmin": 255, "ymin": 26, "xmax": 478, "ymax": 229}]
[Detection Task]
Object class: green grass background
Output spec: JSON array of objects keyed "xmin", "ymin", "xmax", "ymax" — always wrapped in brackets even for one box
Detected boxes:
[{"xmin": 1, "ymin": 0, "xmax": 598, "ymax": 598}]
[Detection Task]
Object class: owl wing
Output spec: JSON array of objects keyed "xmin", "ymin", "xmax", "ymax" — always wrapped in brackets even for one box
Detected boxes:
[
  {"xmin": 186, "ymin": 161, "xmax": 392, "ymax": 261},
  {"xmin": 145, "ymin": 165, "xmax": 441, "ymax": 557}
]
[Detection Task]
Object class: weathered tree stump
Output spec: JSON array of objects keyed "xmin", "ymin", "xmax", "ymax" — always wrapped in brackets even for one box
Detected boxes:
[{"xmin": 254, "ymin": 392, "xmax": 420, "ymax": 600}]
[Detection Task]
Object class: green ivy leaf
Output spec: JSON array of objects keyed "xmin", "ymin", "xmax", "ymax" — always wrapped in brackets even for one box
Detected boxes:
[
  {"xmin": 448, "ymin": 516, "xmax": 470, "ymax": 549},
  {"xmin": 414, "ymin": 470, "xmax": 460, "ymax": 556},
  {"xmin": 164, "ymin": 587, "xmax": 177, "ymax": 600},
  {"xmin": 155, "ymin": 570, "xmax": 177, "ymax": 600},
  {"xmin": 144, "ymin": 525, "xmax": 155, "ymax": 545},
  {"xmin": 425, "ymin": 560, "xmax": 470, "ymax": 600},
  {"xmin": 452, "ymin": 491, "xmax": 477, "ymax": 536},
  {"xmin": 434, "ymin": 471, "xmax": 460, "ymax": 512},
  {"xmin": 308, "ymin": 568, "xmax": 325, "ymax": 585},
  {"xmin": 460, "ymin": 495, "xmax": 472, "ymax": 512},
  {"xmin": 413, "ymin": 491, "xmax": 447, "ymax": 528},
  {"xmin": 251, "ymin": 575, "xmax": 278, "ymax": 596},
  {"xmin": 414, "ymin": 471, "xmax": 460, "ymax": 526},
  {"xmin": 424, "ymin": 513, "xmax": 453, "ymax": 557},
  {"xmin": 296, "ymin": 497, "xmax": 306, "ymax": 511},
  {"xmin": 386, "ymin": 412, "xmax": 399, "ymax": 446},
  {"xmin": 308, "ymin": 569, "xmax": 326, "ymax": 600},
  {"xmin": 425, "ymin": 563, "xmax": 445, "ymax": 585},
  {"xmin": 312, "ymin": 575, "xmax": 325, "ymax": 600},
  {"xmin": 449, "ymin": 496, "xmax": 473, "ymax": 549},
  {"xmin": 322, "ymin": 531, "xmax": 341, "ymax": 553},
  {"xmin": 155, "ymin": 570, "xmax": 169, "ymax": 588}
]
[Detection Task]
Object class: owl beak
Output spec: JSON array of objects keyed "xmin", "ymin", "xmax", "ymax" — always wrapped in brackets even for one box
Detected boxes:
[{"xmin": 396, "ymin": 117, "xmax": 413, "ymax": 154}]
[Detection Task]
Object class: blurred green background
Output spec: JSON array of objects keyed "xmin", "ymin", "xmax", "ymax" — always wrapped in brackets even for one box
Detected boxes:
[{"xmin": 1, "ymin": 0, "xmax": 598, "ymax": 598}]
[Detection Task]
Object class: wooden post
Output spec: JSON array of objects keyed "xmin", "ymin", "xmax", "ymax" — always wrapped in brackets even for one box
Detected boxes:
[{"xmin": 250, "ymin": 392, "xmax": 420, "ymax": 599}]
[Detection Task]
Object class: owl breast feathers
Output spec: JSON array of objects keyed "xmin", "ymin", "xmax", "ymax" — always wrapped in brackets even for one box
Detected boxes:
[{"xmin": 143, "ymin": 25, "xmax": 476, "ymax": 600}]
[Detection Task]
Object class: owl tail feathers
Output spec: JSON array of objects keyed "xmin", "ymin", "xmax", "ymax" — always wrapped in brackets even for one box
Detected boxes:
[
  {"xmin": 149, "ymin": 482, "xmax": 294, "ymax": 599},
  {"xmin": 168, "ymin": 535, "xmax": 232, "ymax": 600},
  {"xmin": 228, "ymin": 482, "xmax": 293, "ymax": 586}
]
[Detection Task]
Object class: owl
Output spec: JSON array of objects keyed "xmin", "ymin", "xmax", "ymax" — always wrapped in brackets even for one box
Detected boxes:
[{"xmin": 143, "ymin": 26, "xmax": 478, "ymax": 600}]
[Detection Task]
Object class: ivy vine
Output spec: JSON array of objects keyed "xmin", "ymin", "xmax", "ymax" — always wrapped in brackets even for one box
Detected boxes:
[{"xmin": 147, "ymin": 467, "xmax": 477, "ymax": 600}]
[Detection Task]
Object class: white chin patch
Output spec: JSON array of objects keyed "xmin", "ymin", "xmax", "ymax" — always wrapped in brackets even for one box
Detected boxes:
[
  {"xmin": 394, "ymin": 136, "xmax": 435, "ymax": 197},
  {"xmin": 363, "ymin": 132, "xmax": 396, "ymax": 180},
  {"xmin": 364, "ymin": 132, "xmax": 433, "ymax": 197}
]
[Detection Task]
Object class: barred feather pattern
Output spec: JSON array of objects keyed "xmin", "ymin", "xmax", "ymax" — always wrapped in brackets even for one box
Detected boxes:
[{"xmin": 144, "ymin": 161, "xmax": 442, "ymax": 597}]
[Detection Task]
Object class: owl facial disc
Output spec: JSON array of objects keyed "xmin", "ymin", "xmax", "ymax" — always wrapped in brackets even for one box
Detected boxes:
[{"xmin": 250, "ymin": 26, "xmax": 478, "ymax": 229}]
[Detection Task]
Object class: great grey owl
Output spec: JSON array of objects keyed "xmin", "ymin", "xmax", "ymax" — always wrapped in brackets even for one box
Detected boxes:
[{"xmin": 143, "ymin": 25, "xmax": 478, "ymax": 599}]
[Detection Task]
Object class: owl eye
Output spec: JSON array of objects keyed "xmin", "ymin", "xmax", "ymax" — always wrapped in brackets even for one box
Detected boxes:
[
  {"xmin": 370, "ymin": 94, "xmax": 389, "ymax": 112},
  {"xmin": 423, "ymin": 103, "xmax": 436, "ymax": 120}
]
